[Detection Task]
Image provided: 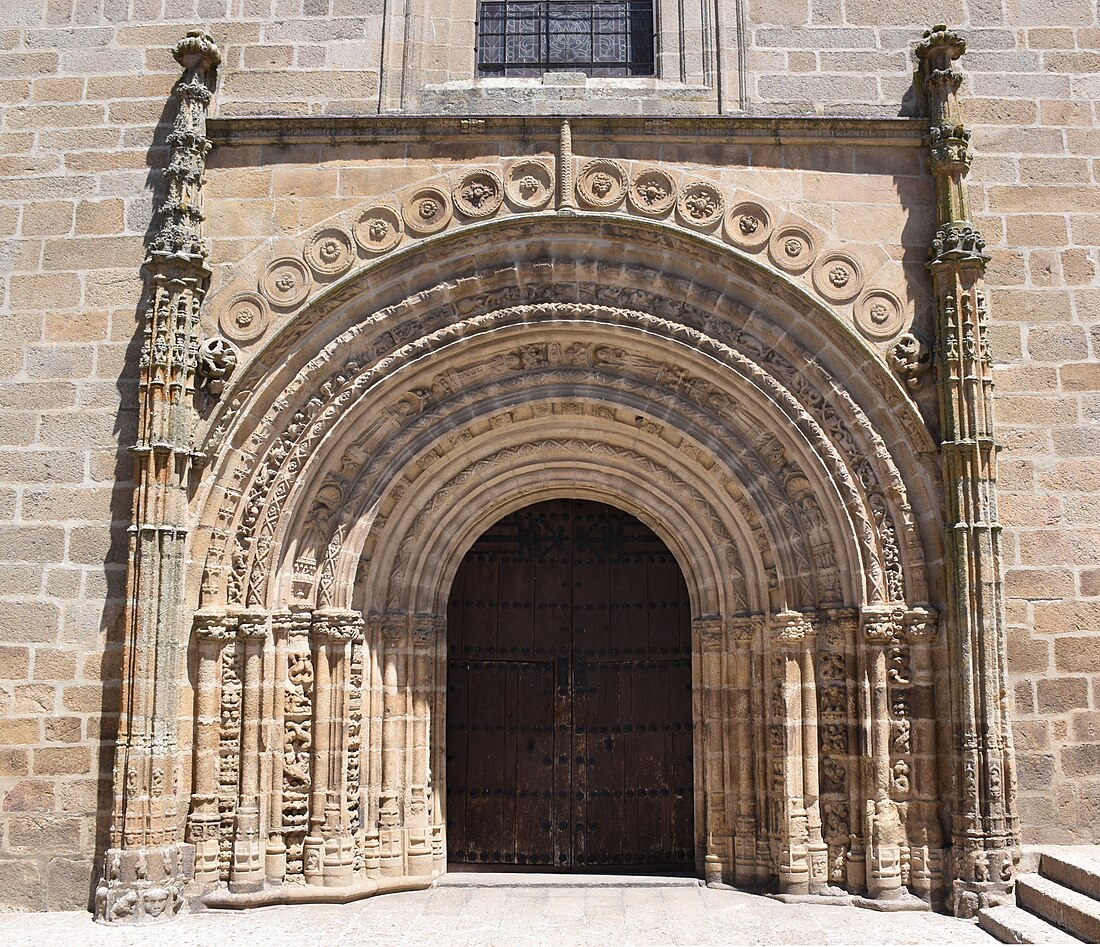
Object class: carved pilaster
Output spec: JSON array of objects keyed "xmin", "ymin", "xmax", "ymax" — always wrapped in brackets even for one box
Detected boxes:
[
  {"xmin": 917, "ymin": 23, "xmax": 1019, "ymax": 918},
  {"xmin": 95, "ymin": 31, "xmax": 221, "ymax": 924}
]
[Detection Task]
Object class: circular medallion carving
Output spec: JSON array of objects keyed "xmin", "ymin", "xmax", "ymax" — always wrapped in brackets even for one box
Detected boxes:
[
  {"xmin": 628, "ymin": 168, "xmax": 676, "ymax": 217},
  {"xmin": 452, "ymin": 169, "xmax": 504, "ymax": 219},
  {"xmin": 854, "ymin": 288, "xmax": 906, "ymax": 341},
  {"xmin": 260, "ymin": 257, "xmax": 311, "ymax": 309},
  {"xmin": 504, "ymin": 160, "xmax": 554, "ymax": 210},
  {"xmin": 676, "ymin": 181, "xmax": 725, "ymax": 229},
  {"xmin": 353, "ymin": 204, "xmax": 404, "ymax": 254},
  {"xmin": 219, "ymin": 292, "xmax": 269, "ymax": 344},
  {"xmin": 811, "ymin": 252, "xmax": 864, "ymax": 304},
  {"xmin": 304, "ymin": 227, "xmax": 355, "ymax": 277},
  {"xmin": 576, "ymin": 158, "xmax": 627, "ymax": 208},
  {"xmin": 724, "ymin": 201, "xmax": 772, "ymax": 250},
  {"xmin": 768, "ymin": 225, "xmax": 817, "ymax": 273},
  {"xmin": 402, "ymin": 186, "xmax": 452, "ymax": 235}
]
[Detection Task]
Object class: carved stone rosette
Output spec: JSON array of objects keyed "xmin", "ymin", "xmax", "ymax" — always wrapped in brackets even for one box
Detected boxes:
[
  {"xmin": 917, "ymin": 23, "xmax": 1020, "ymax": 918},
  {"xmin": 95, "ymin": 30, "xmax": 222, "ymax": 925}
]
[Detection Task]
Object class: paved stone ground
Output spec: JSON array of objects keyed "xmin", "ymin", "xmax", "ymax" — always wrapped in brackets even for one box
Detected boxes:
[{"xmin": 0, "ymin": 878, "xmax": 998, "ymax": 946}]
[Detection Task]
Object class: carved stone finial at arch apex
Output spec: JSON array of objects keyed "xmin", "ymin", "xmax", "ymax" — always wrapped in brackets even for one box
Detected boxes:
[
  {"xmin": 918, "ymin": 24, "xmax": 1020, "ymax": 918},
  {"xmin": 95, "ymin": 29, "xmax": 221, "ymax": 925}
]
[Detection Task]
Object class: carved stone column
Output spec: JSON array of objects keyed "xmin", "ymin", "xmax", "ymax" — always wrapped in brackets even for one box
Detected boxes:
[
  {"xmin": 264, "ymin": 609, "xmax": 293, "ymax": 885},
  {"xmin": 378, "ymin": 615, "xmax": 408, "ymax": 876},
  {"xmin": 903, "ymin": 605, "xmax": 945, "ymax": 907},
  {"xmin": 728, "ymin": 614, "xmax": 765, "ymax": 886},
  {"xmin": 916, "ymin": 24, "xmax": 1019, "ymax": 918},
  {"xmin": 696, "ymin": 616, "xmax": 730, "ymax": 885},
  {"xmin": 798, "ymin": 620, "xmax": 829, "ymax": 893},
  {"xmin": 305, "ymin": 608, "xmax": 362, "ymax": 886},
  {"xmin": 406, "ymin": 616, "xmax": 436, "ymax": 877},
  {"xmin": 230, "ymin": 610, "xmax": 269, "ymax": 892},
  {"xmin": 769, "ymin": 611, "xmax": 812, "ymax": 895},
  {"xmin": 186, "ymin": 608, "xmax": 235, "ymax": 886},
  {"xmin": 860, "ymin": 605, "xmax": 906, "ymax": 902},
  {"xmin": 94, "ymin": 31, "xmax": 222, "ymax": 925}
]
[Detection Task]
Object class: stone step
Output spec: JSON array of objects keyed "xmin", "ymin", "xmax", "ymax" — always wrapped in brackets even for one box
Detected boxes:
[
  {"xmin": 1041, "ymin": 850, "xmax": 1100, "ymax": 902},
  {"xmin": 977, "ymin": 903, "xmax": 1081, "ymax": 944},
  {"xmin": 1016, "ymin": 874, "xmax": 1100, "ymax": 944}
]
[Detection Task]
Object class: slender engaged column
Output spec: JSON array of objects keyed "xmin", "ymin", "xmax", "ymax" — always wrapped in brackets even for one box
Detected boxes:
[
  {"xmin": 379, "ymin": 616, "xmax": 408, "ymax": 876},
  {"xmin": 265, "ymin": 609, "xmax": 293, "ymax": 885},
  {"xmin": 770, "ymin": 611, "xmax": 811, "ymax": 895},
  {"xmin": 187, "ymin": 608, "xmax": 235, "ymax": 885},
  {"xmin": 696, "ymin": 617, "xmax": 729, "ymax": 885},
  {"xmin": 230, "ymin": 610, "xmax": 269, "ymax": 891},
  {"xmin": 728, "ymin": 615, "xmax": 763, "ymax": 886},
  {"xmin": 305, "ymin": 608, "xmax": 362, "ymax": 886},
  {"xmin": 861, "ymin": 606, "xmax": 905, "ymax": 900},
  {"xmin": 798, "ymin": 620, "xmax": 829, "ymax": 893},
  {"xmin": 406, "ymin": 616, "xmax": 437, "ymax": 876},
  {"xmin": 95, "ymin": 30, "xmax": 223, "ymax": 924}
]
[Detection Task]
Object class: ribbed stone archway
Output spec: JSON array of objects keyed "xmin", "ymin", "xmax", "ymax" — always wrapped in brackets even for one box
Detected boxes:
[
  {"xmin": 95, "ymin": 27, "xmax": 1020, "ymax": 926},
  {"xmin": 172, "ymin": 207, "xmax": 958, "ymax": 913}
]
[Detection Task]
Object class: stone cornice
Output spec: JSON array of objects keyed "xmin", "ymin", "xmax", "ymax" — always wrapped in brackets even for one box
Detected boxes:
[{"xmin": 205, "ymin": 114, "xmax": 929, "ymax": 149}]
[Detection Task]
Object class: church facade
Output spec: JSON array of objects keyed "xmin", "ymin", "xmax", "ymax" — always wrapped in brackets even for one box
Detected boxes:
[{"xmin": 0, "ymin": 1, "xmax": 1097, "ymax": 924}]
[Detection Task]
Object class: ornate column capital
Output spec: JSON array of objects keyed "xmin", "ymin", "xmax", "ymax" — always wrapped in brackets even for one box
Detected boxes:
[
  {"xmin": 694, "ymin": 614, "xmax": 724, "ymax": 651},
  {"xmin": 727, "ymin": 613, "xmax": 766, "ymax": 646},
  {"xmin": 192, "ymin": 607, "xmax": 235, "ymax": 641},
  {"xmin": 861, "ymin": 605, "xmax": 905, "ymax": 645},
  {"xmin": 769, "ymin": 610, "xmax": 816, "ymax": 646},
  {"xmin": 236, "ymin": 608, "xmax": 270, "ymax": 641},
  {"xmin": 903, "ymin": 605, "xmax": 941, "ymax": 644},
  {"xmin": 311, "ymin": 608, "xmax": 364, "ymax": 644},
  {"xmin": 412, "ymin": 613, "xmax": 442, "ymax": 647}
]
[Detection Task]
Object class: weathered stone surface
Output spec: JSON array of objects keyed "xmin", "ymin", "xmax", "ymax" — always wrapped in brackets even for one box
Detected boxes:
[{"xmin": 0, "ymin": 2, "xmax": 1096, "ymax": 920}]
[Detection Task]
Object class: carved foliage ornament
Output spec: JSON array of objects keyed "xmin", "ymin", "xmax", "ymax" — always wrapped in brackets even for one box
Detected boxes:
[
  {"xmin": 628, "ymin": 167, "xmax": 676, "ymax": 217},
  {"xmin": 353, "ymin": 205, "xmax": 404, "ymax": 254},
  {"xmin": 576, "ymin": 158, "xmax": 627, "ymax": 208},
  {"xmin": 504, "ymin": 159, "xmax": 554, "ymax": 210},
  {"xmin": 402, "ymin": 186, "xmax": 452, "ymax": 235},
  {"xmin": 452, "ymin": 169, "xmax": 504, "ymax": 220},
  {"xmin": 304, "ymin": 228, "xmax": 356, "ymax": 278}
]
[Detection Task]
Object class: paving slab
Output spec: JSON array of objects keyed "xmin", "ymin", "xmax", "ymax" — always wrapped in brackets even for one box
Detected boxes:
[{"xmin": 0, "ymin": 882, "xmax": 1000, "ymax": 947}]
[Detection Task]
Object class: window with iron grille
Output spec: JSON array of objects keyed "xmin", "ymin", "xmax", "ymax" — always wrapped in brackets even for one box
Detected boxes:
[{"xmin": 477, "ymin": 1, "xmax": 656, "ymax": 78}]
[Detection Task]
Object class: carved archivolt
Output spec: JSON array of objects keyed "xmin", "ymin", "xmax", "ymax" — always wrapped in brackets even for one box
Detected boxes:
[{"xmin": 180, "ymin": 212, "xmax": 949, "ymax": 909}]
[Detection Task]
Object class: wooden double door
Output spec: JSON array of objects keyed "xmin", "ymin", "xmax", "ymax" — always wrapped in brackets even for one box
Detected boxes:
[{"xmin": 445, "ymin": 499, "xmax": 694, "ymax": 871}]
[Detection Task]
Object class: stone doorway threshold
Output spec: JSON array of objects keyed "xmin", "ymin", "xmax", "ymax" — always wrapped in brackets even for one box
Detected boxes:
[{"xmin": 438, "ymin": 868, "xmax": 702, "ymax": 889}]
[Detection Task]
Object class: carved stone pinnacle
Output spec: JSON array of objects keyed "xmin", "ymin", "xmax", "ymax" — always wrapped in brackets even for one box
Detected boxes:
[{"xmin": 173, "ymin": 30, "xmax": 221, "ymax": 72}]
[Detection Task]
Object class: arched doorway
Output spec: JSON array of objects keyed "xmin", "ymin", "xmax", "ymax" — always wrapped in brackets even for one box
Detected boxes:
[{"xmin": 445, "ymin": 498, "xmax": 695, "ymax": 871}]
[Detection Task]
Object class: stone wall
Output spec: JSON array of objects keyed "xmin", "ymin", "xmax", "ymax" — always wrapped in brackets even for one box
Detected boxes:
[{"xmin": 0, "ymin": 0, "xmax": 1097, "ymax": 913}]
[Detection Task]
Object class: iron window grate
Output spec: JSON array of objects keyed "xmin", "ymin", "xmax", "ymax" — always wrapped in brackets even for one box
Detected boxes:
[{"xmin": 477, "ymin": 0, "xmax": 655, "ymax": 78}]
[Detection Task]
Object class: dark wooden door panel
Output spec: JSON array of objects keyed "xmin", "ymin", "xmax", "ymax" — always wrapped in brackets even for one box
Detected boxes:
[{"xmin": 447, "ymin": 499, "xmax": 694, "ymax": 871}]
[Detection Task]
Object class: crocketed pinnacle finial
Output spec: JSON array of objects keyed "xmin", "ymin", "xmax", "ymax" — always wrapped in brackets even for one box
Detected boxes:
[
  {"xmin": 173, "ymin": 29, "xmax": 221, "ymax": 73},
  {"xmin": 915, "ymin": 24, "xmax": 967, "ymax": 66}
]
